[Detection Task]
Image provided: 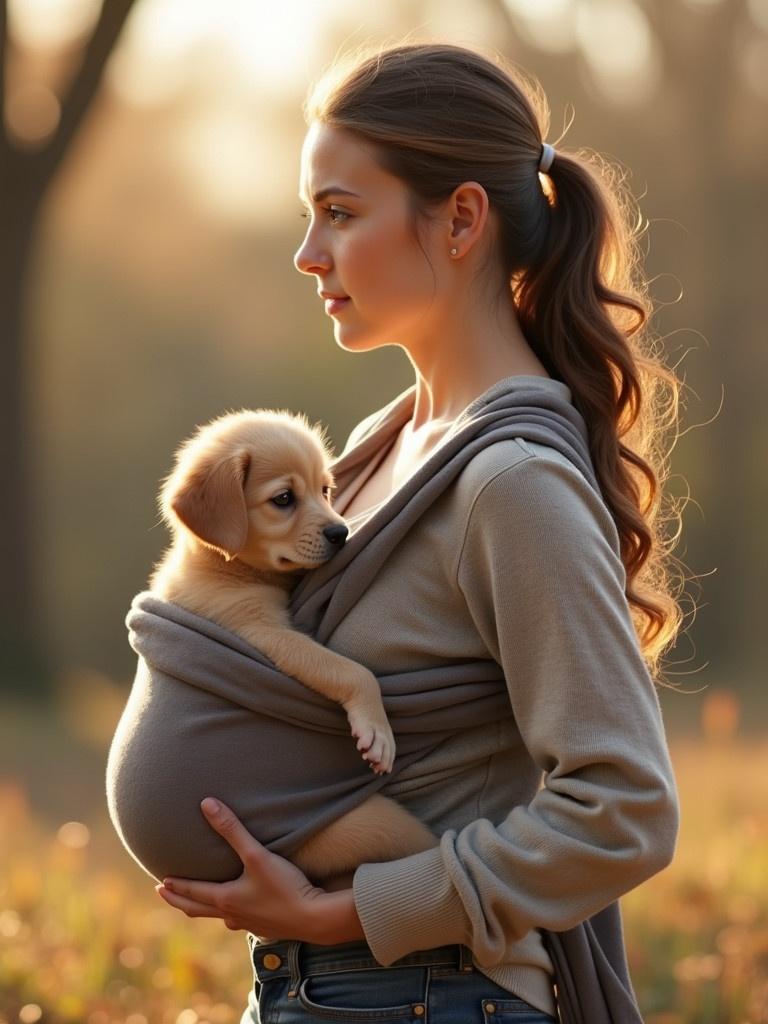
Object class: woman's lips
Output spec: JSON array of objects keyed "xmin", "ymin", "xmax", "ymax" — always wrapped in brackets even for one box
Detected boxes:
[{"xmin": 325, "ymin": 297, "xmax": 350, "ymax": 316}]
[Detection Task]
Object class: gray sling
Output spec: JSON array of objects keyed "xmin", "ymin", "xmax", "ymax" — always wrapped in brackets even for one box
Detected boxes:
[{"xmin": 108, "ymin": 379, "xmax": 644, "ymax": 1023}]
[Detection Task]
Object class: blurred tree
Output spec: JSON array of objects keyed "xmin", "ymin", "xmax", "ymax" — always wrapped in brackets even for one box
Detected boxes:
[{"xmin": 0, "ymin": 0, "xmax": 137, "ymax": 692}]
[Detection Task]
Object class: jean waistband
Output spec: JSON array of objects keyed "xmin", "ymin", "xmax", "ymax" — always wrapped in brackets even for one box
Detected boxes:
[{"xmin": 248, "ymin": 935, "xmax": 475, "ymax": 991}]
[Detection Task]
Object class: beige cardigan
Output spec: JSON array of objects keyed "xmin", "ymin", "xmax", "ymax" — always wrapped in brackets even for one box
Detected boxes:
[{"xmin": 318, "ymin": 376, "xmax": 679, "ymax": 1017}]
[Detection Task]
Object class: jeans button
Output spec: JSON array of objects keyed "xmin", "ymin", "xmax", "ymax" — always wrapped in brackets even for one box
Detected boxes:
[
  {"xmin": 413, "ymin": 1005, "xmax": 425, "ymax": 1016},
  {"xmin": 262, "ymin": 953, "xmax": 282, "ymax": 970},
  {"xmin": 484, "ymin": 1002, "xmax": 496, "ymax": 1014}
]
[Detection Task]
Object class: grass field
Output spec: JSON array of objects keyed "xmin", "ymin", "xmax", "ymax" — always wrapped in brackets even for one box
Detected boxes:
[{"xmin": 1, "ymin": 685, "xmax": 766, "ymax": 1024}]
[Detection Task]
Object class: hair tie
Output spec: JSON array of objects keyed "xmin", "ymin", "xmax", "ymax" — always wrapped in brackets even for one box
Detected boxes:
[{"xmin": 538, "ymin": 143, "xmax": 555, "ymax": 174}]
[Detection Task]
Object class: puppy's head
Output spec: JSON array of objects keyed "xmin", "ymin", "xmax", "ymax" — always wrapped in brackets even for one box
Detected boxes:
[{"xmin": 159, "ymin": 409, "xmax": 348, "ymax": 572}]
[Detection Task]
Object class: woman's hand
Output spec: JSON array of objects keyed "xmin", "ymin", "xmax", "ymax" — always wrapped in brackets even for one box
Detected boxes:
[{"xmin": 155, "ymin": 798, "xmax": 366, "ymax": 944}]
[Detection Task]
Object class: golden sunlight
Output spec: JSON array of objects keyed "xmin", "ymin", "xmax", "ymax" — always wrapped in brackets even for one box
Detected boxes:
[
  {"xmin": 4, "ymin": 83, "xmax": 61, "ymax": 147},
  {"xmin": 739, "ymin": 33, "xmax": 768, "ymax": 102},
  {"xmin": 747, "ymin": 0, "xmax": 768, "ymax": 32},
  {"xmin": 7, "ymin": 0, "xmax": 101, "ymax": 49},
  {"xmin": 574, "ymin": 0, "xmax": 659, "ymax": 107},
  {"xmin": 9, "ymin": 0, "xmax": 335, "ymax": 105},
  {"xmin": 9, "ymin": 1, "xmax": 343, "ymax": 232},
  {"xmin": 504, "ymin": 0, "xmax": 658, "ymax": 106},
  {"xmin": 108, "ymin": 0, "xmax": 331, "ymax": 106},
  {"xmin": 503, "ymin": 0, "xmax": 579, "ymax": 55},
  {"xmin": 102, "ymin": 0, "xmax": 336, "ymax": 221}
]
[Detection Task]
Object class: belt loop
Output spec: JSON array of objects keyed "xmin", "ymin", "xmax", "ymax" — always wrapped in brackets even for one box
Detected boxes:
[
  {"xmin": 286, "ymin": 940, "xmax": 302, "ymax": 996},
  {"xmin": 458, "ymin": 944, "xmax": 474, "ymax": 972}
]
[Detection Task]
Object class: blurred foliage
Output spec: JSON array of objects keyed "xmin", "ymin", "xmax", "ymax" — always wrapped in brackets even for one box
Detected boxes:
[
  {"xmin": 9, "ymin": 0, "xmax": 764, "ymax": 704},
  {"xmin": 0, "ymin": 779, "xmax": 250, "ymax": 1022},
  {"xmin": 623, "ymin": 733, "xmax": 768, "ymax": 1022},
  {"xmin": 1, "ymin": 685, "xmax": 766, "ymax": 1023}
]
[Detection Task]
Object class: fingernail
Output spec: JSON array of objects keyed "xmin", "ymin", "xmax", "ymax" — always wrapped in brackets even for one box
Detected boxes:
[
  {"xmin": 162, "ymin": 879, "xmax": 175, "ymax": 890},
  {"xmin": 201, "ymin": 797, "xmax": 221, "ymax": 814}
]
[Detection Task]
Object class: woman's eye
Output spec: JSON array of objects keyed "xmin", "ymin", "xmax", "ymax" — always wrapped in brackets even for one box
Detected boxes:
[
  {"xmin": 272, "ymin": 490, "xmax": 295, "ymax": 507},
  {"xmin": 298, "ymin": 207, "xmax": 349, "ymax": 224}
]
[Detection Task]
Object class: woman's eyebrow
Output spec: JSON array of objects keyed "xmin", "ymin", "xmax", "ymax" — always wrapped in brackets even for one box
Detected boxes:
[{"xmin": 299, "ymin": 187, "xmax": 361, "ymax": 205}]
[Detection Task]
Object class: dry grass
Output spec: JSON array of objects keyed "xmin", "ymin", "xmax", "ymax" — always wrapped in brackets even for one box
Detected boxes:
[
  {"xmin": 623, "ymin": 735, "xmax": 768, "ymax": 1023},
  {"xmin": 1, "ymin": 683, "xmax": 766, "ymax": 1023}
]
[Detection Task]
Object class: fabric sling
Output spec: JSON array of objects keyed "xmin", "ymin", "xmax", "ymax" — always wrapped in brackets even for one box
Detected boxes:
[{"xmin": 107, "ymin": 378, "xmax": 646, "ymax": 1023}]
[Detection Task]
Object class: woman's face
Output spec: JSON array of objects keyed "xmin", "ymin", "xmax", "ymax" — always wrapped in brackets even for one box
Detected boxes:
[{"xmin": 293, "ymin": 122, "xmax": 449, "ymax": 354}]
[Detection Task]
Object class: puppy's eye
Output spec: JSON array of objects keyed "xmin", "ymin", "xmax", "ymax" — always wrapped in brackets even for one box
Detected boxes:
[{"xmin": 272, "ymin": 490, "xmax": 295, "ymax": 507}]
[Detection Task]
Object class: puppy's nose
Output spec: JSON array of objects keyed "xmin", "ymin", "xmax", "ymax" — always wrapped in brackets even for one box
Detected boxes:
[{"xmin": 323, "ymin": 523, "xmax": 349, "ymax": 547}]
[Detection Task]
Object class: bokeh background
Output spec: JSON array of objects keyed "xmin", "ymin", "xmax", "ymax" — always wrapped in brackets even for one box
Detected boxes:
[{"xmin": 2, "ymin": 1, "xmax": 766, "ymax": 1022}]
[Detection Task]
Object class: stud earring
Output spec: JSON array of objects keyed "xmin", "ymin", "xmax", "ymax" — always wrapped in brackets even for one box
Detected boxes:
[{"xmin": 450, "ymin": 247, "xmax": 457, "ymax": 256}]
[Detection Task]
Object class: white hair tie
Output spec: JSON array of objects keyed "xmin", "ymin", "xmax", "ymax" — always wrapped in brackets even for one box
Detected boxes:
[{"xmin": 538, "ymin": 143, "xmax": 556, "ymax": 174}]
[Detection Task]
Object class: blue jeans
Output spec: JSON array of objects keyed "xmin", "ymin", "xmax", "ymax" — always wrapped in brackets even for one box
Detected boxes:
[{"xmin": 240, "ymin": 935, "xmax": 558, "ymax": 1023}]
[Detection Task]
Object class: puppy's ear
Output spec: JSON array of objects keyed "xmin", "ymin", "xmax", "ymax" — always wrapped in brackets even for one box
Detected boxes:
[{"xmin": 166, "ymin": 450, "xmax": 251, "ymax": 558}]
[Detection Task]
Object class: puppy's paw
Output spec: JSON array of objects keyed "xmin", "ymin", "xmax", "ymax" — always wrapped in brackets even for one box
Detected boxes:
[
  {"xmin": 347, "ymin": 708, "xmax": 396, "ymax": 774},
  {"xmin": 360, "ymin": 725, "xmax": 395, "ymax": 774}
]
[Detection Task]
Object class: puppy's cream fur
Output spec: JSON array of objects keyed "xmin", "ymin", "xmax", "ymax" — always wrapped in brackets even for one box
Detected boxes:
[{"xmin": 150, "ymin": 409, "xmax": 437, "ymax": 883}]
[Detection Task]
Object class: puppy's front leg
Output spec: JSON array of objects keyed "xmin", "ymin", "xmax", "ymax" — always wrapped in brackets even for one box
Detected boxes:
[{"xmin": 250, "ymin": 625, "xmax": 395, "ymax": 774}]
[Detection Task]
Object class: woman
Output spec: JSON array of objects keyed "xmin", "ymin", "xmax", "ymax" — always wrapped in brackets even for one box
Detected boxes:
[{"xmin": 155, "ymin": 41, "xmax": 683, "ymax": 1023}]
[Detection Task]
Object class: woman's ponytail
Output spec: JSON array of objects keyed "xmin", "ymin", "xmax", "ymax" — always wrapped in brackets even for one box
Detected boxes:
[{"xmin": 514, "ymin": 149, "xmax": 685, "ymax": 674}]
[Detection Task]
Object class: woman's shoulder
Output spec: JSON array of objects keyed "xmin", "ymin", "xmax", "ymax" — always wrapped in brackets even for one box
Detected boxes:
[
  {"xmin": 455, "ymin": 438, "xmax": 621, "ymax": 558},
  {"xmin": 455, "ymin": 437, "xmax": 587, "ymax": 502}
]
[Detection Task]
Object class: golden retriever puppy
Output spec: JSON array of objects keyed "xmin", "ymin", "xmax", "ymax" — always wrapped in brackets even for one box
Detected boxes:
[{"xmin": 148, "ymin": 409, "xmax": 437, "ymax": 883}]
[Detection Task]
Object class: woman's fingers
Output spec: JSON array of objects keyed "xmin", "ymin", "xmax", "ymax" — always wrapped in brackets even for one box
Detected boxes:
[
  {"xmin": 160, "ymin": 875, "xmax": 229, "ymax": 907},
  {"xmin": 198, "ymin": 797, "xmax": 268, "ymax": 868},
  {"xmin": 156, "ymin": 797, "xmax": 323, "ymax": 939},
  {"xmin": 156, "ymin": 883, "xmax": 219, "ymax": 918},
  {"xmin": 160, "ymin": 797, "xmax": 267, "ymax": 905}
]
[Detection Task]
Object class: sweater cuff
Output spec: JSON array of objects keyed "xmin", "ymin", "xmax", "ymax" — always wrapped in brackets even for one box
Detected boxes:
[{"xmin": 352, "ymin": 844, "xmax": 470, "ymax": 966}]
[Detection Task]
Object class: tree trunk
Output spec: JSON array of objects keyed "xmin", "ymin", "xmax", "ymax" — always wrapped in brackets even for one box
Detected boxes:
[
  {"xmin": 0, "ymin": 0, "xmax": 137, "ymax": 693},
  {"xmin": 0, "ymin": 189, "xmax": 48, "ymax": 690}
]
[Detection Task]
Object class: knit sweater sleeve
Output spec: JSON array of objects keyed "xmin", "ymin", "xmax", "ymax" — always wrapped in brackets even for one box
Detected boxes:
[{"xmin": 352, "ymin": 449, "xmax": 680, "ymax": 967}]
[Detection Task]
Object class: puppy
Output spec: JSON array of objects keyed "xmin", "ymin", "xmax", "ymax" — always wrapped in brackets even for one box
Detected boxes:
[{"xmin": 149, "ymin": 408, "xmax": 437, "ymax": 883}]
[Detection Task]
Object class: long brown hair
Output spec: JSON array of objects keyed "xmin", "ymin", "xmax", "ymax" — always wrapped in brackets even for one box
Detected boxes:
[{"xmin": 304, "ymin": 40, "xmax": 689, "ymax": 684}]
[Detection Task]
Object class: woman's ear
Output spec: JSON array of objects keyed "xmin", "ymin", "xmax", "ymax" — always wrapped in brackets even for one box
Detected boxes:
[{"xmin": 164, "ymin": 450, "xmax": 251, "ymax": 558}]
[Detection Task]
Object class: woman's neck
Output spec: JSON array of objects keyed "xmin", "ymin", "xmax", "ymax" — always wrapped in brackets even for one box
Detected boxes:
[{"xmin": 401, "ymin": 300, "xmax": 551, "ymax": 431}]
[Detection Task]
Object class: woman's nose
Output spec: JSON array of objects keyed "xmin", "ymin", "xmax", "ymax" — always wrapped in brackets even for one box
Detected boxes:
[{"xmin": 293, "ymin": 236, "xmax": 330, "ymax": 276}]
